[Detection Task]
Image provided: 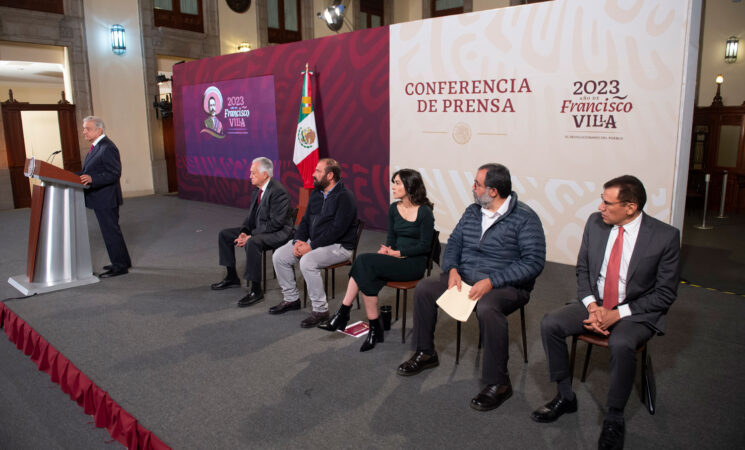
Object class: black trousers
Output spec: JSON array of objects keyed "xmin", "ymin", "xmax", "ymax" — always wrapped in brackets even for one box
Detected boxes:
[
  {"xmin": 218, "ymin": 227, "xmax": 291, "ymax": 282},
  {"xmin": 413, "ymin": 272, "xmax": 529, "ymax": 385},
  {"xmin": 94, "ymin": 206, "xmax": 131, "ymax": 270},
  {"xmin": 540, "ymin": 301, "xmax": 655, "ymax": 410}
]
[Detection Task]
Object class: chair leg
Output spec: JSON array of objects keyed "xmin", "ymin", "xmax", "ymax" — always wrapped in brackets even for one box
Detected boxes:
[
  {"xmin": 581, "ymin": 343, "xmax": 593, "ymax": 382},
  {"xmin": 331, "ymin": 268, "xmax": 336, "ymax": 299},
  {"xmin": 352, "ymin": 275, "xmax": 360, "ymax": 309},
  {"xmin": 641, "ymin": 346, "xmax": 656, "ymax": 415},
  {"xmin": 395, "ymin": 290, "xmax": 400, "ymax": 321},
  {"xmin": 271, "ymin": 249, "xmax": 276, "ymax": 279},
  {"xmin": 401, "ymin": 289, "xmax": 408, "ymax": 343},
  {"xmin": 569, "ymin": 336, "xmax": 578, "ymax": 385},
  {"xmin": 324, "ymin": 269, "xmax": 329, "ymax": 300},
  {"xmin": 456, "ymin": 321, "xmax": 461, "ymax": 365},
  {"xmin": 262, "ymin": 251, "xmax": 267, "ymax": 290},
  {"xmin": 520, "ymin": 306, "xmax": 527, "ymax": 363}
]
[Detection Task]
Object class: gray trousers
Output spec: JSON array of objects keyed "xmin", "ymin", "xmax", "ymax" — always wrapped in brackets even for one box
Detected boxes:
[{"xmin": 272, "ymin": 240, "xmax": 352, "ymax": 312}]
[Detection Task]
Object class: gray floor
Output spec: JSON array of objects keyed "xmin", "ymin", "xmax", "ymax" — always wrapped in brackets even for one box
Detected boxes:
[{"xmin": 1, "ymin": 195, "xmax": 744, "ymax": 449}]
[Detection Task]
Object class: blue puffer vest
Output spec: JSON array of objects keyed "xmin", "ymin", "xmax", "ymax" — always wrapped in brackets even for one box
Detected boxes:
[{"xmin": 442, "ymin": 192, "xmax": 546, "ymax": 291}]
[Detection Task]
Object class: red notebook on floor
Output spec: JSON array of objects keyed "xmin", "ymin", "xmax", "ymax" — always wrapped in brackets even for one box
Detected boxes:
[{"xmin": 340, "ymin": 321, "xmax": 369, "ymax": 338}]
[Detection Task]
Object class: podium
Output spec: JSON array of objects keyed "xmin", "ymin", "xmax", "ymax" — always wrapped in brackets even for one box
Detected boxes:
[{"xmin": 8, "ymin": 158, "xmax": 99, "ymax": 295}]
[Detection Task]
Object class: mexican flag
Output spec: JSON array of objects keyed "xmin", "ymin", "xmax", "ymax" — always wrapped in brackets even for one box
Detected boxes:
[{"xmin": 293, "ymin": 63, "xmax": 319, "ymax": 189}]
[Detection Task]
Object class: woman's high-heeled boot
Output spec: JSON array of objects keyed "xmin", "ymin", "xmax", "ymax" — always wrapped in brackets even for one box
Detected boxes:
[
  {"xmin": 360, "ymin": 318, "xmax": 384, "ymax": 352},
  {"xmin": 318, "ymin": 303, "xmax": 351, "ymax": 332}
]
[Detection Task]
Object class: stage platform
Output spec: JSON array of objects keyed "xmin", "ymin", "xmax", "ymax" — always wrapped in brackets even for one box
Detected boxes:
[{"xmin": 1, "ymin": 195, "xmax": 744, "ymax": 448}]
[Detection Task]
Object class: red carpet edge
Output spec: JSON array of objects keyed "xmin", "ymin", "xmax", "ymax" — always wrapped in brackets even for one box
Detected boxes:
[{"xmin": 0, "ymin": 303, "xmax": 170, "ymax": 450}]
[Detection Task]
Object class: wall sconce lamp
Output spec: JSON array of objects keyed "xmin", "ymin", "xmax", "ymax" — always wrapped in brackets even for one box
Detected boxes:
[
  {"xmin": 111, "ymin": 24, "xmax": 126, "ymax": 55},
  {"xmin": 712, "ymin": 74, "xmax": 724, "ymax": 107},
  {"xmin": 317, "ymin": 1, "xmax": 347, "ymax": 32},
  {"xmin": 725, "ymin": 36, "xmax": 738, "ymax": 63},
  {"xmin": 237, "ymin": 42, "xmax": 251, "ymax": 52}
]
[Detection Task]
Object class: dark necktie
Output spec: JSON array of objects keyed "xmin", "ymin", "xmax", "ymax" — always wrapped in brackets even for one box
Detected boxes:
[
  {"xmin": 89, "ymin": 144, "xmax": 94, "ymax": 154},
  {"xmin": 603, "ymin": 226, "xmax": 624, "ymax": 310},
  {"xmin": 257, "ymin": 189, "xmax": 263, "ymax": 205}
]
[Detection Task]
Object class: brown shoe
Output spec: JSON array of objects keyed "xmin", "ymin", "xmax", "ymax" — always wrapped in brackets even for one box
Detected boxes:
[{"xmin": 301, "ymin": 311, "xmax": 329, "ymax": 328}]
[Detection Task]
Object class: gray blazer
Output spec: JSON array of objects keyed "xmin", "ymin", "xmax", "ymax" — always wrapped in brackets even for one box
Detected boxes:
[{"xmin": 576, "ymin": 212, "xmax": 680, "ymax": 335}]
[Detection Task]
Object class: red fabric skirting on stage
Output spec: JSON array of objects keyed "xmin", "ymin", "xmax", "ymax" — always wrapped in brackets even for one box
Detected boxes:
[{"xmin": 0, "ymin": 303, "xmax": 170, "ymax": 450}]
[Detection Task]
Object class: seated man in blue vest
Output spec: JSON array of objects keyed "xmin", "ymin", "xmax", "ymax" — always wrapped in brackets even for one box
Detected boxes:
[{"xmin": 397, "ymin": 163, "xmax": 546, "ymax": 412}]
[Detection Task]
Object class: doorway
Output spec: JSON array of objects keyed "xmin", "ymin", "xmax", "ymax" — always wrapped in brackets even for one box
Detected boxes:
[{"xmin": 1, "ymin": 100, "xmax": 81, "ymax": 208}]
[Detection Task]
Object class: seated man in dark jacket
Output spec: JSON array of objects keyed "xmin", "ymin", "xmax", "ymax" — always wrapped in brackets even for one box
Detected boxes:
[
  {"xmin": 397, "ymin": 163, "xmax": 546, "ymax": 412},
  {"xmin": 211, "ymin": 157, "xmax": 293, "ymax": 307},
  {"xmin": 271, "ymin": 158, "xmax": 358, "ymax": 328}
]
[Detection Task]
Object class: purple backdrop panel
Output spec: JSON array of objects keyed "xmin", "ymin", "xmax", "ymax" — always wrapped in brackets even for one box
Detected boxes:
[
  {"xmin": 181, "ymin": 76, "xmax": 279, "ymax": 180},
  {"xmin": 173, "ymin": 27, "xmax": 390, "ymax": 229}
]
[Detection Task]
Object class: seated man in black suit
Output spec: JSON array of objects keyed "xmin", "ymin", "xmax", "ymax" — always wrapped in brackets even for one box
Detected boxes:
[
  {"xmin": 531, "ymin": 175, "xmax": 680, "ymax": 450},
  {"xmin": 211, "ymin": 157, "xmax": 293, "ymax": 307},
  {"xmin": 78, "ymin": 116, "xmax": 131, "ymax": 278}
]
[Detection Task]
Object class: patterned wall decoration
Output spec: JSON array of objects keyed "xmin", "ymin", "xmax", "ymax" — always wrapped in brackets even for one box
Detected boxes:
[
  {"xmin": 173, "ymin": 27, "xmax": 390, "ymax": 230},
  {"xmin": 390, "ymin": 0, "xmax": 693, "ymax": 264}
]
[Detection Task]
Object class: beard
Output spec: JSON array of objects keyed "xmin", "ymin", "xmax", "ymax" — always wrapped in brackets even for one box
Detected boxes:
[
  {"xmin": 473, "ymin": 190, "xmax": 493, "ymax": 208},
  {"xmin": 313, "ymin": 177, "xmax": 330, "ymax": 191}
]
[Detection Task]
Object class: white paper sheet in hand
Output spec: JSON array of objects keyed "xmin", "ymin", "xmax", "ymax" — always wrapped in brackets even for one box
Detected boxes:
[{"xmin": 435, "ymin": 282, "xmax": 477, "ymax": 322}]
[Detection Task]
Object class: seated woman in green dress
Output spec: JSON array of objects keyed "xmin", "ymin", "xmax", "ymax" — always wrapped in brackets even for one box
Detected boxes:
[{"xmin": 318, "ymin": 169, "xmax": 435, "ymax": 351}]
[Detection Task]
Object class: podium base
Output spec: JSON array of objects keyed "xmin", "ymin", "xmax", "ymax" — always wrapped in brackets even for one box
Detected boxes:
[{"xmin": 8, "ymin": 274, "xmax": 99, "ymax": 296}]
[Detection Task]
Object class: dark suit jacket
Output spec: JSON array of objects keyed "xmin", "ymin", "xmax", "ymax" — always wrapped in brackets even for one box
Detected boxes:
[
  {"xmin": 576, "ymin": 212, "xmax": 680, "ymax": 335},
  {"xmin": 240, "ymin": 177, "xmax": 293, "ymax": 240},
  {"xmin": 79, "ymin": 136, "xmax": 123, "ymax": 210}
]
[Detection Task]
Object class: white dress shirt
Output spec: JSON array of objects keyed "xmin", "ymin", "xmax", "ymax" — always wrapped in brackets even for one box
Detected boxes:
[
  {"xmin": 92, "ymin": 134, "xmax": 106, "ymax": 147},
  {"xmin": 481, "ymin": 194, "xmax": 511, "ymax": 238}
]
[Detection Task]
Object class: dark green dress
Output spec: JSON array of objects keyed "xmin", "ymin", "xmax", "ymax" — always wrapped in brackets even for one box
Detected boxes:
[{"xmin": 349, "ymin": 203, "xmax": 435, "ymax": 296}]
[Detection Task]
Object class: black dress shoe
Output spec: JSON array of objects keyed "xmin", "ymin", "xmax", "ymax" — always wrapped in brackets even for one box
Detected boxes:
[
  {"xmin": 318, "ymin": 305, "xmax": 351, "ymax": 332},
  {"xmin": 268, "ymin": 300, "xmax": 301, "ymax": 315},
  {"xmin": 301, "ymin": 311, "xmax": 329, "ymax": 328},
  {"xmin": 211, "ymin": 277, "xmax": 241, "ymax": 290},
  {"xmin": 531, "ymin": 394, "xmax": 578, "ymax": 423},
  {"xmin": 598, "ymin": 419, "xmax": 625, "ymax": 450},
  {"xmin": 360, "ymin": 318, "xmax": 384, "ymax": 352},
  {"xmin": 99, "ymin": 267, "xmax": 128, "ymax": 278},
  {"xmin": 103, "ymin": 265, "xmax": 113, "ymax": 271},
  {"xmin": 237, "ymin": 291, "xmax": 264, "ymax": 307},
  {"xmin": 470, "ymin": 383, "xmax": 513, "ymax": 411},
  {"xmin": 397, "ymin": 351, "xmax": 439, "ymax": 376}
]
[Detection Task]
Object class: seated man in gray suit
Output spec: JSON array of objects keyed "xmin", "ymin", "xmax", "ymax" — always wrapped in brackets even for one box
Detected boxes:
[
  {"xmin": 531, "ymin": 175, "xmax": 680, "ymax": 450},
  {"xmin": 211, "ymin": 157, "xmax": 293, "ymax": 307}
]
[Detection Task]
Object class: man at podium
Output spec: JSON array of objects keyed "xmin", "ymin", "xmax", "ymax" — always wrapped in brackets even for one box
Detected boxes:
[{"xmin": 78, "ymin": 116, "xmax": 131, "ymax": 278}]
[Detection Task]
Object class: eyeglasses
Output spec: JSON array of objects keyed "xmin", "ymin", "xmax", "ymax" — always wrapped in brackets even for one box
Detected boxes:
[{"xmin": 600, "ymin": 194, "xmax": 633, "ymax": 207}]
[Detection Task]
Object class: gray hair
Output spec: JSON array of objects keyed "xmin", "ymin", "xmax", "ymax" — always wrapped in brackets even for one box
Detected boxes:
[
  {"xmin": 252, "ymin": 157, "xmax": 273, "ymax": 177},
  {"xmin": 83, "ymin": 116, "xmax": 105, "ymax": 132}
]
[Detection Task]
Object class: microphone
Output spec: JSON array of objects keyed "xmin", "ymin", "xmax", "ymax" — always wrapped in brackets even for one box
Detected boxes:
[{"xmin": 47, "ymin": 150, "xmax": 62, "ymax": 163}]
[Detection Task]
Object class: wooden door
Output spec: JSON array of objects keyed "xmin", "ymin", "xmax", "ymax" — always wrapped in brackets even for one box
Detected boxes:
[{"xmin": 1, "ymin": 101, "xmax": 80, "ymax": 208}]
